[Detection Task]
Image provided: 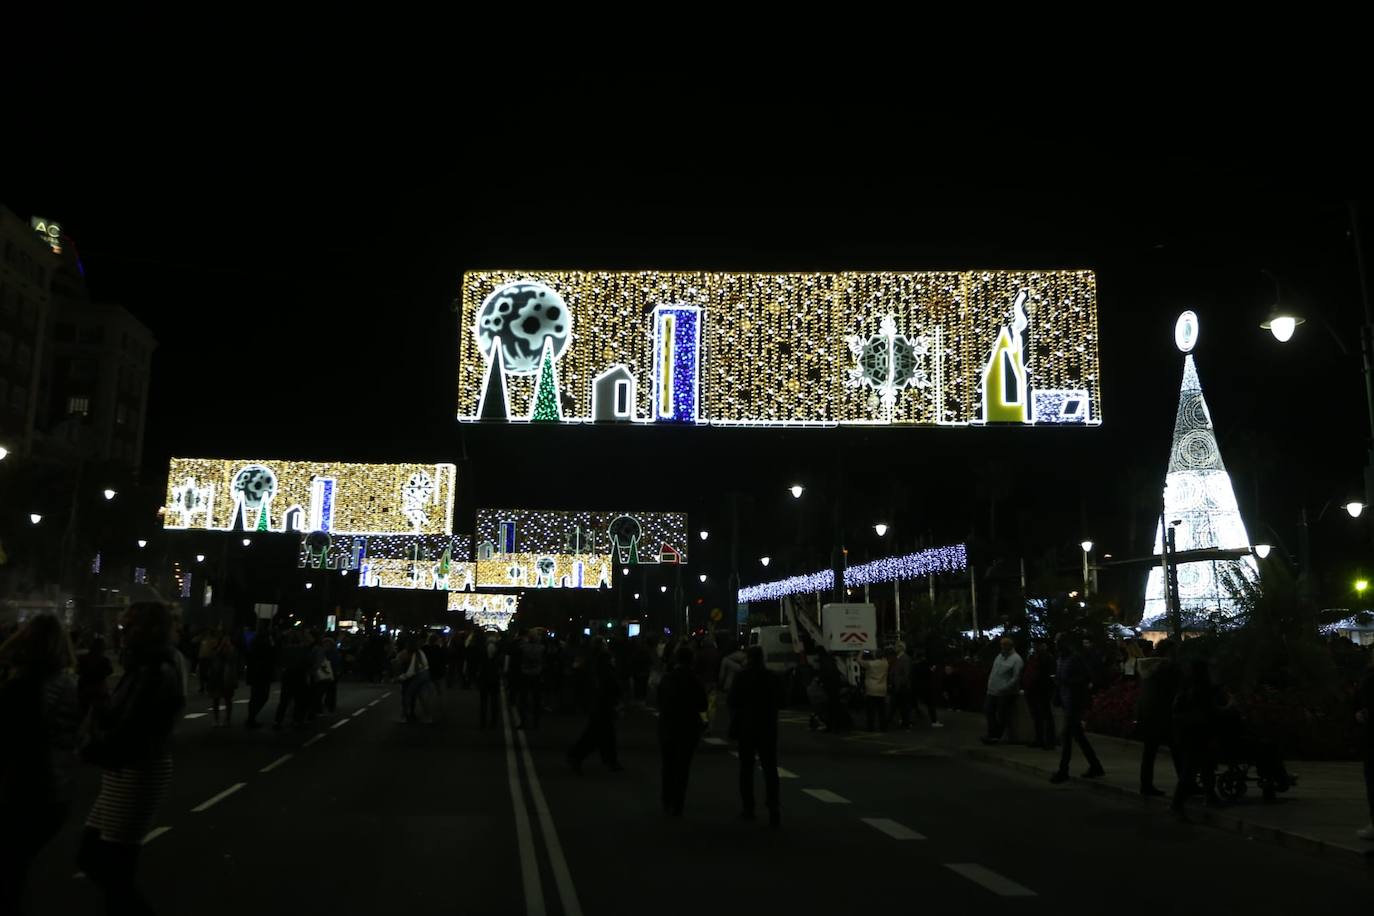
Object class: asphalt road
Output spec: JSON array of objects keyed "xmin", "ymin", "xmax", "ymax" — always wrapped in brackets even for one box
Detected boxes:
[{"xmin": 28, "ymin": 682, "xmax": 1374, "ymax": 914}]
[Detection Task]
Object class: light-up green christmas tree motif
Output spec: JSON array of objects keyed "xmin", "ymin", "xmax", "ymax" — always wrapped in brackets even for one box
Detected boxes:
[{"xmin": 530, "ymin": 338, "xmax": 563, "ymax": 422}]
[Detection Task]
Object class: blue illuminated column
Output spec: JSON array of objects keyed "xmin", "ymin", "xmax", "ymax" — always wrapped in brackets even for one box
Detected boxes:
[{"xmin": 651, "ymin": 304, "xmax": 701, "ymax": 424}]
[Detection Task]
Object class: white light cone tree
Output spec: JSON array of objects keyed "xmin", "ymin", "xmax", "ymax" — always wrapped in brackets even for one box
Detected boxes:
[{"xmin": 1142, "ymin": 354, "xmax": 1257, "ymax": 625}]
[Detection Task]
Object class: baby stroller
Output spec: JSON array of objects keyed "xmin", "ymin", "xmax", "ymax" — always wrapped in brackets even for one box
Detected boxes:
[{"xmin": 1211, "ymin": 707, "xmax": 1298, "ymax": 802}]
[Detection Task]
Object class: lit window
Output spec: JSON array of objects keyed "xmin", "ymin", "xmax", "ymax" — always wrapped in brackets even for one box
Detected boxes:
[{"xmin": 67, "ymin": 396, "xmax": 90, "ymax": 416}]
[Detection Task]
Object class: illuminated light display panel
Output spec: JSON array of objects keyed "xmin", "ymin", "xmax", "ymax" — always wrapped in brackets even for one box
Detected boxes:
[
  {"xmin": 299, "ymin": 534, "xmax": 476, "ymax": 592},
  {"xmin": 163, "ymin": 458, "xmax": 456, "ymax": 536},
  {"xmin": 448, "ymin": 592, "xmax": 521, "ymax": 631},
  {"xmin": 474, "ymin": 508, "xmax": 688, "ymax": 565},
  {"xmin": 738, "ymin": 544, "xmax": 968, "ymax": 603},
  {"xmin": 459, "ymin": 271, "xmax": 1100, "ymax": 427},
  {"xmin": 475, "ymin": 553, "xmax": 614, "ymax": 590}
]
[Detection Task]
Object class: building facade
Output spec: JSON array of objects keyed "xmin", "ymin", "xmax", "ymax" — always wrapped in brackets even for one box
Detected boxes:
[{"xmin": 0, "ymin": 205, "xmax": 55, "ymax": 458}]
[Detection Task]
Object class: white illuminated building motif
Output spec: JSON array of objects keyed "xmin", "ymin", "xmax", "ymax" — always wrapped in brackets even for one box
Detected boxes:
[
  {"xmin": 1142, "ymin": 353, "xmax": 1257, "ymax": 623},
  {"xmin": 846, "ymin": 314, "xmax": 933, "ymax": 417}
]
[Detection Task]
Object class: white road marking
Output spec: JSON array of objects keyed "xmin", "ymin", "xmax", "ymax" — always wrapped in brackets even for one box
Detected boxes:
[
  {"xmin": 142, "ymin": 826, "xmax": 173, "ymax": 845},
  {"xmin": 191, "ymin": 783, "xmax": 246, "ymax": 812},
  {"xmin": 802, "ymin": 788, "xmax": 850, "ymax": 804},
  {"xmin": 352, "ymin": 708, "xmax": 368, "ymax": 718},
  {"xmin": 303, "ymin": 734, "xmax": 326, "ymax": 747},
  {"xmin": 260, "ymin": 753, "xmax": 293, "ymax": 773},
  {"xmin": 184, "ymin": 712, "xmax": 208, "ymax": 719},
  {"xmin": 380, "ymin": 691, "xmax": 392, "ymax": 698},
  {"xmin": 234, "ymin": 699, "xmax": 249, "ymax": 704},
  {"xmin": 726, "ymin": 752, "xmax": 797, "ymax": 778},
  {"xmin": 501, "ymin": 686, "xmax": 545, "ymax": 915},
  {"xmin": 861, "ymin": 817, "xmax": 925, "ymax": 840},
  {"xmin": 703, "ymin": 737, "xmax": 727, "ymax": 746},
  {"xmin": 367, "ymin": 700, "xmax": 380, "ymax": 708},
  {"xmin": 330, "ymin": 717, "xmax": 351, "ymax": 729},
  {"xmin": 945, "ymin": 864, "xmax": 1036, "ymax": 897},
  {"xmin": 516, "ymin": 727, "xmax": 584, "ymax": 916}
]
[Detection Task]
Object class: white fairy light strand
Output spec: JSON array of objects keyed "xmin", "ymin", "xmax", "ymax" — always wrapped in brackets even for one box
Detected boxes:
[{"xmin": 737, "ymin": 544, "xmax": 968, "ymax": 603}]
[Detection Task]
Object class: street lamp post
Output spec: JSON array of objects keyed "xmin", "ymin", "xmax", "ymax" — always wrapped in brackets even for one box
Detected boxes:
[{"xmin": 1080, "ymin": 540, "xmax": 1094, "ymax": 596}]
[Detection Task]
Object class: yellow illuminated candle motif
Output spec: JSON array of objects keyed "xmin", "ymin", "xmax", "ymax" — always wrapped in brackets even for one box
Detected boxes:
[
  {"xmin": 982, "ymin": 290, "xmax": 1030, "ymax": 424},
  {"xmin": 659, "ymin": 313, "xmax": 675, "ymax": 418}
]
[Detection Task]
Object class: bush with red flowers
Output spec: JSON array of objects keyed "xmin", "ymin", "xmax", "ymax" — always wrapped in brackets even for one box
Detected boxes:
[{"xmin": 1083, "ymin": 678, "xmax": 1140, "ymax": 738}]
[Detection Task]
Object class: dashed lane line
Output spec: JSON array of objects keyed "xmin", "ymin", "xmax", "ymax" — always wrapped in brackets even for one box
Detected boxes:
[
  {"xmin": 303, "ymin": 733, "xmax": 327, "ymax": 747},
  {"xmin": 330, "ymin": 717, "xmax": 351, "ymax": 730},
  {"xmin": 142, "ymin": 826, "xmax": 173, "ymax": 844},
  {"xmin": 725, "ymin": 751, "xmax": 798, "ymax": 778},
  {"xmin": 352, "ymin": 707, "xmax": 368, "ymax": 718},
  {"xmin": 184, "ymin": 712, "xmax": 208, "ymax": 719},
  {"xmin": 861, "ymin": 818, "xmax": 926, "ymax": 840},
  {"xmin": 380, "ymin": 691, "xmax": 393, "ymax": 698},
  {"xmin": 944, "ymin": 864, "xmax": 1037, "ymax": 897},
  {"xmin": 703, "ymin": 737, "xmax": 727, "ymax": 746},
  {"xmin": 260, "ymin": 753, "xmax": 293, "ymax": 773},
  {"xmin": 191, "ymin": 783, "xmax": 246, "ymax": 812},
  {"xmin": 802, "ymin": 788, "xmax": 850, "ymax": 804}
]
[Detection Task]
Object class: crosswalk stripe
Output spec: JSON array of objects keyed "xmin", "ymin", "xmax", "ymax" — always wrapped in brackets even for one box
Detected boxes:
[
  {"xmin": 945, "ymin": 864, "xmax": 1036, "ymax": 897},
  {"xmin": 802, "ymin": 788, "xmax": 850, "ymax": 804}
]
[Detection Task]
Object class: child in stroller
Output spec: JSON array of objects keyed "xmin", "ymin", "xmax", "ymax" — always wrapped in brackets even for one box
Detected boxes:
[{"xmin": 1209, "ymin": 692, "xmax": 1298, "ymax": 802}]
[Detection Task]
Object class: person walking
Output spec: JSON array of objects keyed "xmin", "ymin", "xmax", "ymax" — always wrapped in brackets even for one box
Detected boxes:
[
  {"xmin": 1136, "ymin": 638, "xmax": 1181, "ymax": 797},
  {"xmin": 77, "ymin": 601, "xmax": 186, "ymax": 915},
  {"xmin": 890, "ymin": 643, "xmax": 914, "ymax": 730},
  {"xmin": 516, "ymin": 630, "xmax": 546, "ymax": 729},
  {"xmin": 858, "ymin": 649, "xmax": 889, "ymax": 732},
  {"xmin": 206, "ymin": 635, "xmax": 240, "ymax": 727},
  {"xmin": 656, "ymin": 646, "xmax": 708, "ymax": 816},
  {"xmin": 0, "ymin": 614, "xmax": 80, "ymax": 915},
  {"xmin": 1356, "ymin": 649, "xmax": 1374, "ymax": 841},
  {"xmin": 77, "ymin": 636, "xmax": 114, "ymax": 719},
  {"xmin": 196, "ymin": 629, "xmax": 217, "ymax": 694},
  {"xmin": 567, "ymin": 637, "xmax": 623, "ymax": 773},
  {"xmin": 399, "ymin": 636, "xmax": 432, "ymax": 724},
  {"xmin": 320, "ymin": 636, "xmax": 340, "ymax": 715},
  {"xmin": 729, "ymin": 646, "xmax": 782, "ymax": 827},
  {"xmin": 1022, "ymin": 639, "xmax": 1056, "ymax": 749},
  {"xmin": 274, "ymin": 631, "xmax": 311, "ymax": 730},
  {"xmin": 1049, "ymin": 632, "xmax": 1104, "ymax": 783},
  {"xmin": 243, "ymin": 625, "xmax": 276, "ymax": 729},
  {"xmin": 982, "ymin": 637, "xmax": 1024, "ymax": 744},
  {"xmin": 477, "ymin": 636, "xmax": 502, "ymax": 728},
  {"xmin": 309, "ymin": 636, "xmax": 337, "ymax": 719},
  {"xmin": 1170, "ymin": 658, "xmax": 1222, "ymax": 815}
]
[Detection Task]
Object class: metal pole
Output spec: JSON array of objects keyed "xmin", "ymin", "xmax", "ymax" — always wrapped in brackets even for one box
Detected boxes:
[
  {"xmin": 1348, "ymin": 202, "xmax": 1374, "ymax": 520},
  {"xmin": 969, "ymin": 563, "xmax": 979, "ymax": 634},
  {"xmin": 894, "ymin": 578, "xmax": 902, "ymax": 640},
  {"xmin": 1082, "ymin": 548, "xmax": 1090, "ymax": 596}
]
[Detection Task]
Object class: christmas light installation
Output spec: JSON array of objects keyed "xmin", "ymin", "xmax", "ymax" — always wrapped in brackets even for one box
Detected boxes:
[
  {"xmin": 1141, "ymin": 316, "xmax": 1257, "ymax": 625},
  {"xmin": 162, "ymin": 458, "xmax": 457, "ymax": 536},
  {"xmin": 474, "ymin": 553, "xmax": 612, "ymax": 590},
  {"xmin": 447, "ymin": 592, "xmax": 521, "ymax": 631},
  {"xmin": 737, "ymin": 544, "xmax": 969, "ymax": 603},
  {"xmin": 474, "ymin": 509, "xmax": 688, "ymax": 564},
  {"xmin": 299, "ymin": 532, "xmax": 477, "ymax": 591},
  {"xmin": 458, "ymin": 271, "xmax": 1101, "ymax": 427}
]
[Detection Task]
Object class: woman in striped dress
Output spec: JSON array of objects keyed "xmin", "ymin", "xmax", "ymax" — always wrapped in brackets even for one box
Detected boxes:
[{"xmin": 77, "ymin": 601, "xmax": 186, "ymax": 914}]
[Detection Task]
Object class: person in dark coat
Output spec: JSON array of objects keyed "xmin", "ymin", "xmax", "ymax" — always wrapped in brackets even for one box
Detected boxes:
[
  {"xmin": 1022, "ymin": 640, "xmax": 1056, "ymax": 749},
  {"xmin": 243, "ymin": 625, "xmax": 276, "ymax": 729},
  {"xmin": 0, "ymin": 614, "xmax": 79, "ymax": 915},
  {"xmin": 77, "ymin": 636, "xmax": 114, "ymax": 719},
  {"xmin": 77, "ymin": 601, "xmax": 186, "ymax": 916},
  {"xmin": 729, "ymin": 646, "xmax": 782, "ymax": 826},
  {"xmin": 1170, "ymin": 658, "xmax": 1222, "ymax": 814},
  {"xmin": 1356, "ymin": 650, "xmax": 1374, "ymax": 841},
  {"xmin": 656, "ymin": 647, "xmax": 708, "ymax": 816},
  {"xmin": 476, "ymin": 637, "xmax": 502, "ymax": 728},
  {"xmin": 1050, "ymin": 632, "xmax": 1104, "ymax": 783},
  {"xmin": 1135, "ymin": 638, "xmax": 1181, "ymax": 796},
  {"xmin": 274, "ymin": 631, "xmax": 311, "ymax": 729},
  {"xmin": 567, "ymin": 637, "xmax": 623, "ymax": 773}
]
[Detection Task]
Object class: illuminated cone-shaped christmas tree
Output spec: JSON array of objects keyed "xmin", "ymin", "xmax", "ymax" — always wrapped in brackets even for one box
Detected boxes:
[
  {"xmin": 529, "ymin": 337, "xmax": 563, "ymax": 422},
  {"xmin": 1142, "ymin": 353, "xmax": 1257, "ymax": 625}
]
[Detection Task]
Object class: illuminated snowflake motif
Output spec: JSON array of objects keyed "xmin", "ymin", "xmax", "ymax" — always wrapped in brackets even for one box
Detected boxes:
[
  {"xmin": 845, "ymin": 315, "xmax": 932, "ymax": 412},
  {"xmin": 402, "ymin": 472, "xmax": 435, "ymax": 530}
]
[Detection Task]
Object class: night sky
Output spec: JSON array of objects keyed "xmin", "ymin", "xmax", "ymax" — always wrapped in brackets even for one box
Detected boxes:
[{"xmin": 8, "ymin": 126, "xmax": 1374, "ymax": 616}]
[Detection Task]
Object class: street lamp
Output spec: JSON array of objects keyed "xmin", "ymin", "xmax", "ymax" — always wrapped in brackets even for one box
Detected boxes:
[
  {"xmin": 660, "ymin": 585, "xmax": 667, "ymax": 593},
  {"xmin": 305, "ymin": 582, "xmax": 314, "ymax": 590},
  {"xmin": 195, "ymin": 554, "xmax": 205, "ymax": 563},
  {"xmin": 760, "ymin": 556, "xmax": 771, "ymax": 567},
  {"xmin": 699, "ymin": 530, "xmax": 709, "ymax": 540},
  {"xmin": 1253, "ymin": 544, "xmax": 1272, "ymax": 559},
  {"xmin": 1346, "ymin": 501, "xmax": 1365, "ymax": 519},
  {"xmin": 874, "ymin": 523, "xmax": 888, "ymax": 537},
  {"xmin": 790, "ymin": 484, "xmax": 804, "ymax": 499},
  {"xmin": 1080, "ymin": 540, "xmax": 1094, "ymax": 596},
  {"xmin": 1259, "ymin": 269, "xmax": 1305, "ymax": 343},
  {"xmin": 242, "ymin": 537, "xmax": 252, "ymax": 547},
  {"xmin": 0, "ymin": 445, "xmax": 8, "ymax": 461},
  {"xmin": 137, "ymin": 539, "xmax": 147, "ymax": 549},
  {"xmin": 1356, "ymin": 579, "xmax": 1369, "ymax": 596},
  {"xmin": 103, "ymin": 488, "xmax": 117, "ymax": 501},
  {"xmin": 699, "ymin": 573, "xmax": 707, "ymax": 583},
  {"xmin": 29, "ymin": 513, "xmax": 41, "ymax": 525}
]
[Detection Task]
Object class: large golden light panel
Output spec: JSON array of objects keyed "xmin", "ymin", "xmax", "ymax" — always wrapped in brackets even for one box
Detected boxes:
[
  {"xmin": 459, "ymin": 270, "xmax": 1100, "ymax": 427},
  {"xmin": 163, "ymin": 458, "xmax": 457, "ymax": 536}
]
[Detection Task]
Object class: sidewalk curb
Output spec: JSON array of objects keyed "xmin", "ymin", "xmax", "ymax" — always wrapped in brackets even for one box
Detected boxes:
[{"xmin": 962, "ymin": 746, "xmax": 1374, "ymax": 869}]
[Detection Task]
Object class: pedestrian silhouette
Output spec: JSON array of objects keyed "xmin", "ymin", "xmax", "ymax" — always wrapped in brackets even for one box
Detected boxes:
[
  {"xmin": 729, "ymin": 646, "xmax": 783, "ymax": 827},
  {"xmin": 657, "ymin": 647, "xmax": 708, "ymax": 816}
]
